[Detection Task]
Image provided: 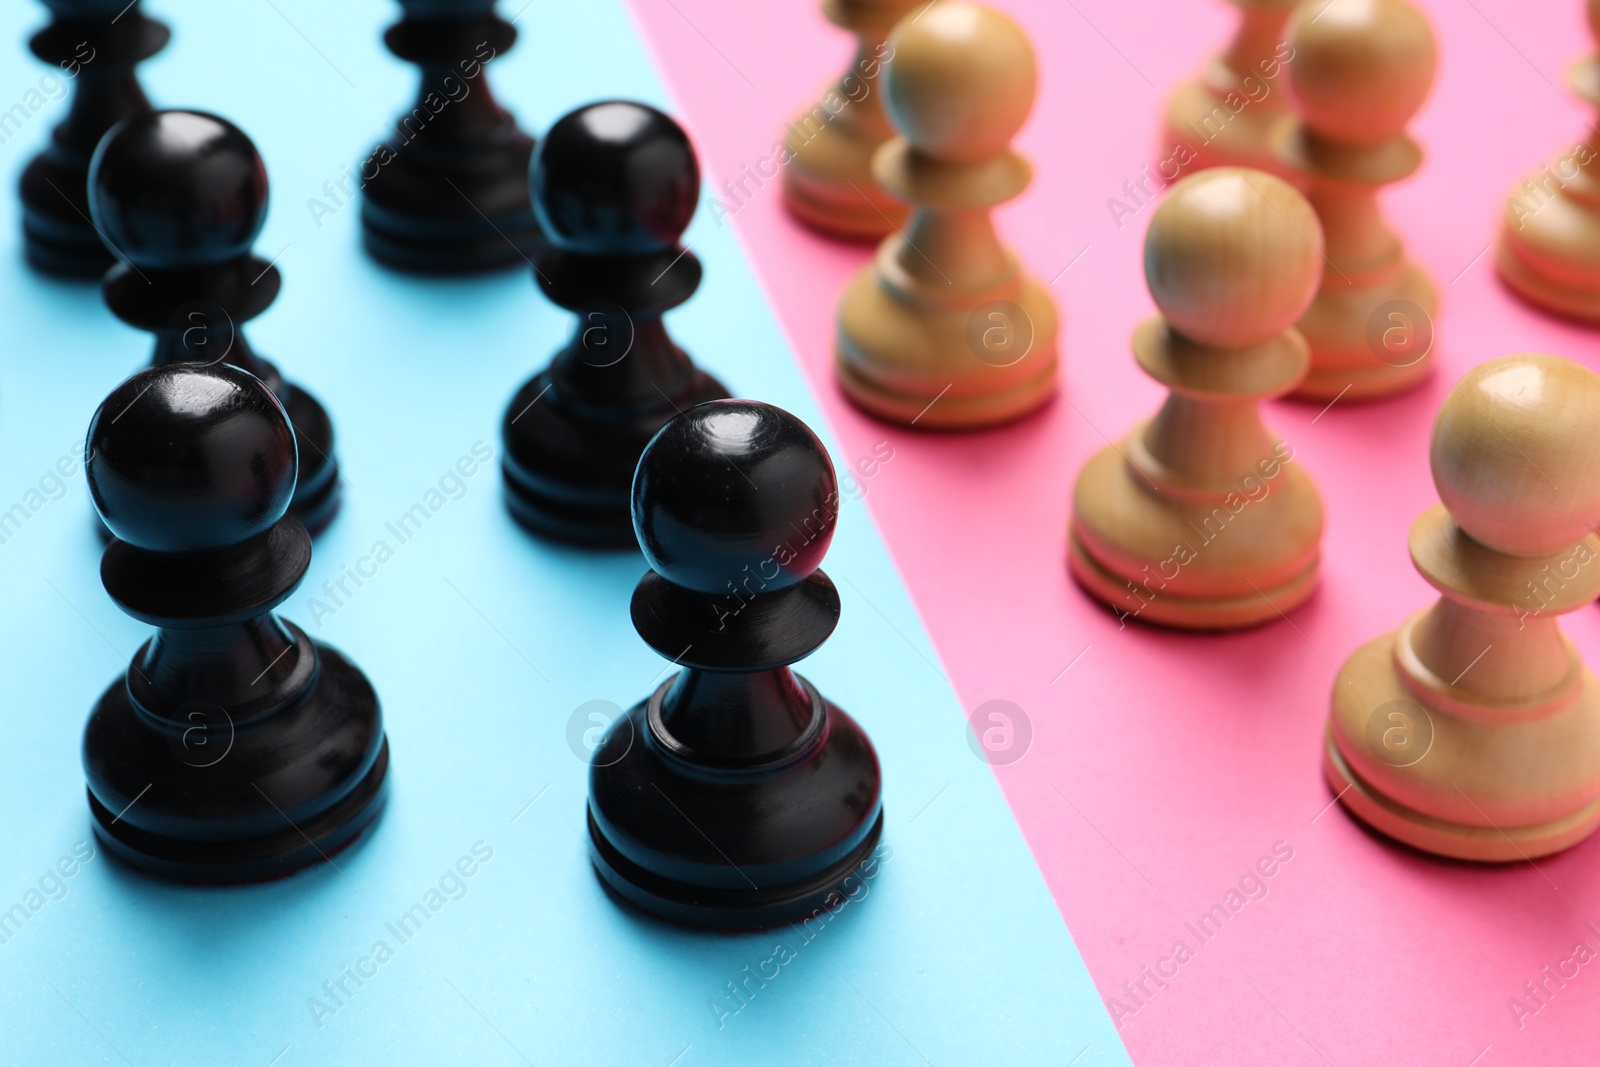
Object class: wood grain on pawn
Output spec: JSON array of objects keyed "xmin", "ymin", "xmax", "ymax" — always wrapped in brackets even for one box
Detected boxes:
[
  {"xmin": 835, "ymin": 2, "xmax": 1058, "ymax": 429},
  {"xmin": 1327, "ymin": 355, "xmax": 1600, "ymax": 861},
  {"xmin": 1070, "ymin": 168, "xmax": 1326, "ymax": 630},
  {"xmin": 1276, "ymin": 0, "xmax": 1438, "ymax": 401}
]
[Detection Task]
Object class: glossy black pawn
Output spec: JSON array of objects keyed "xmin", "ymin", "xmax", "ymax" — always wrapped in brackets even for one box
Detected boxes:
[
  {"xmin": 89, "ymin": 110, "xmax": 341, "ymax": 535},
  {"xmin": 19, "ymin": 0, "xmax": 167, "ymax": 278},
  {"xmin": 502, "ymin": 101, "xmax": 729, "ymax": 546},
  {"xmin": 360, "ymin": 0, "xmax": 541, "ymax": 273},
  {"xmin": 82, "ymin": 363, "xmax": 389, "ymax": 884},
  {"xmin": 588, "ymin": 400, "xmax": 883, "ymax": 929}
]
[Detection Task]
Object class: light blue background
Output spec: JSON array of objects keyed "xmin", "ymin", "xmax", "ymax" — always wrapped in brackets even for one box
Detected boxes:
[{"xmin": 0, "ymin": 2, "xmax": 1130, "ymax": 1064}]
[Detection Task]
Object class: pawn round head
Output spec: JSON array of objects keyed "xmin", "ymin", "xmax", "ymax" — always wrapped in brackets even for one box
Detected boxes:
[
  {"xmin": 633, "ymin": 401, "xmax": 838, "ymax": 596},
  {"xmin": 1286, "ymin": 0, "xmax": 1436, "ymax": 146},
  {"xmin": 883, "ymin": 3, "xmax": 1037, "ymax": 164},
  {"xmin": 533, "ymin": 101, "xmax": 699, "ymax": 257},
  {"xmin": 1144, "ymin": 168, "xmax": 1324, "ymax": 349},
  {"xmin": 87, "ymin": 363, "xmax": 298, "ymax": 553},
  {"xmin": 1431, "ymin": 354, "xmax": 1600, "ymax": 557},
  {"xmin": 89, "ymin": 110, "xmax": 268, "ymax": 270}
]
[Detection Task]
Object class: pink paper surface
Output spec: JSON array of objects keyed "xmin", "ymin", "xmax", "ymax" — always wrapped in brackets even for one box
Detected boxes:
[{"xmin": 625, "ymin": 0, "xmax": 1600, "ymax": 1062}]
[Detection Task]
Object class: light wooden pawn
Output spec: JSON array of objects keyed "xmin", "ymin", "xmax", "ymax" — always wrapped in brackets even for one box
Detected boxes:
[
  {"xmin": 1069, "ymin": 168, "xmax": 1326, "ymax": 630},
  {"xmin": 782, "ymin": 0, "xmax": 921, "ymax": 240},
  {"xmin": 835, "ymin": 2, "xmax": 1058, "ymax": 429},
  {"xmin": 1162, "ymin": 0, "xmax": 1300, "ymax": 174},
  {"xmin": 1276, "ymin": 0, "xmax": 1438, "ymax": 401},
  {"xmin": 1326, "ymin": 354, "xmax": 1600, "ymax": 861},
  {"xmin": 1496, "ymin": 1, "xmax": 1600, "ymax": 321}
]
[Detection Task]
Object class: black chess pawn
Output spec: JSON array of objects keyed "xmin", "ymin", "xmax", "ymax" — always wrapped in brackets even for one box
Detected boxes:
[
  {"xmin": 82, "ymin": 362, "xmax": 389, "ymax": 884},
  {"xmin": 502, "ymin": 101, "xmax": 729, "ymax": 546},
  {"xmin": 19, "ymin": 0, "xmax": 168, "ymax": 278},
  {"xmin": 360, "ymin": 0, "xmax": 541, "ymax": 273},
  {"xmin": 89, "ymin": 109, "xmax": 342, "ymax": 534},
  {"xmin": 588, "ymin": 400, "xmax": 884, "ymax": 929}
]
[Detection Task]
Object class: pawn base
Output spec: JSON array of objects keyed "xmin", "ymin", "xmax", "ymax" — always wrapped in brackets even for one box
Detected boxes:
[
  {"xmin": 20, "ymin": 155, "xmax": 116, "ymax": 280},
  {"xmin": 84, "ymin": 642, "xmax": 388, "ymax": 885},
  {"xmin": 835, "ymin": 266, "xmax": 1059, "ymax": 430},
  {"xmin": 501, "ymin": 368, "xmax": 729, "ymax": 548},
  {"xmin": 1289, "ymin": 260, "xmax": 1437, "ymax": 402},
  {"xmin": 1324, "ymin": 735, "xmax": 1600, "ymax": 863},
  {"xmin": 589, "ymin": 808, "xmax": 884, "ymax": 931},
  {"xmin": 1069, "ymin": 526, "xmax": 1319, "ymax": 630},
  {"xmin": 1324, "ymin": 630, "xmax": 1600, "ymax": 862},
  {"xmin": 587, "ymin": 680, "xmax": 883, "ymax": 930},
  {"xmin": 1161, "ymin": 78, "xmax": 1288, "ymax": 177},
  {"xmin": 1496, "ymin": 235, "xmax": 1600, "ymax": 324},
  {"xmin": 88, "ymin": 743, "xmax": 389, "ymax": 884},
  {"xmin": 782, "ymin": 123, "xmax": 906, "ymax": 243},
  {"xmin": 1068, "ymin": 441, "xmax": 1324, "ymax": 631},
  {"xmin": 360, "ymin": 144, "xmax": 542, "ymax": 275}
]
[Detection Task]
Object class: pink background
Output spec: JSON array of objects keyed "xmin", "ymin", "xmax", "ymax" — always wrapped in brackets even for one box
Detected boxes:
[{"xmin": 626, "ymin": 0, "xmax": 1600, "ymax": 1062}]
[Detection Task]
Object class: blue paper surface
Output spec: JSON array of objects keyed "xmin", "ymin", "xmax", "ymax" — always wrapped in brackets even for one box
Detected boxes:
[{"xmin": 0, "ymin": 2, "xmax": 1129, "ymax": 1063}]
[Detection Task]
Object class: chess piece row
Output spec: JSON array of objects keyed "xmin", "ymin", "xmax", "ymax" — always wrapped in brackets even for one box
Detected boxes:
[
  {"xmin": 21, "ymin": 0, "xmax": 539, "ymax": 280},
  {"xmin": 795, "ymin": 0, "xmax": 1600, "ymax": 426},
  {"xmin": 791, "ymin": 0, "xmax": 1440, "ymax": 425},
  {"xmin": 35, "ymin": 61, "xmax": 729, "ymax": 548},
  {"xmin": 1057, "ymin": 161, "xmax": 1600, "ymax": 863},
  {"xmin": 83, "ymin": 355, "xmax": 881, "ymax": 929}
]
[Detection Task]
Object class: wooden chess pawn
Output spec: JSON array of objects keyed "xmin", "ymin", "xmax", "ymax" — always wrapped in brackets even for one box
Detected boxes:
[
  {"xmin": 1070, "ymin": 168, "xmax": 1326, "ymax": 630},
  {"xmin": 360, "ymin": 0, "xmax": 540, "ymax": 273},
  {"xmin": 1276, "ymin": 0, "xmax": 1438, "ymax": 401},
  {"xmin": 19, "ymin": 0, "xmax": 168, "ymax": 278},
  {"xmin": 1326, "ymin": 355, "xmax": 1600, "ymax": 861},
  {"xmin": 82, "ymin": 363, "xmax": 389, "ymax": 883},
  {"xmin": 1496, "ymin": 1, "xmax": 1600, "ymax": 321},
  {"xmin": 835, "ymin": 2, "xmax": 1058, "ymax": 429},
  {"xmin": 588, "ymin": 400, "xmax": 883, "ymax": 929},
  {"xmin": 1161, "ymin": 0, "xmax": 1298, "ymax": 174},
  {"xmin": 782, "ymin": 0, "xmax": 919, "ymax": 240}
]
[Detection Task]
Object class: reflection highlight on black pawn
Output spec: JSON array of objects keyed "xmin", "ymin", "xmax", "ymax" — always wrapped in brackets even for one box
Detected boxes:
[
  {"xmin": 502, "ymin": 100, "xmax": 729, "ymax": 546},
  {"xmin": 89, "ymin": 109, "xmax": 342, "ymax": 534},
  {"xmin": 82, "ymin": 362, "xmax": 389, "ymax": 884},
  {"xmin": 587, "ymin": 400, "xmax": 884, "ymax": 929}
]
